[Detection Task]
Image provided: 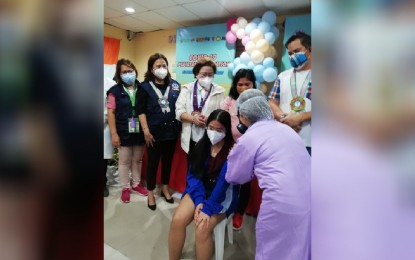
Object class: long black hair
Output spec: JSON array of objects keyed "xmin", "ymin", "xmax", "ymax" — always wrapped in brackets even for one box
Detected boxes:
[
  {"xmin": 189, "ymin": 109, "xmax": 233, "ymax": 179},
  {"xmin": 228, "ymin": 69, "xmax": 256, "ymax": 100}
]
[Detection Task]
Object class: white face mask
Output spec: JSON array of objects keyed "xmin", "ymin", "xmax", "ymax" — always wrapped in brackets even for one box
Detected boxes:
[
  {"xmin": 207, "ymin": 129, "xmax": 226, "ymax": 145},
  {"xmin": 154, "ymin": 67, "xmax": 168, "ymax": 79},
  {"xmin": 198, "ymin": 77, "xmax": 213, "ymax": 89}
]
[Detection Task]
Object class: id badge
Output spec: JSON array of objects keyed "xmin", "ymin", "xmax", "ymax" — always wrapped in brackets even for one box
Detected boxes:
[{"xmin": 128, "ymin": 117, "xmax": 140, "ymax": 133}]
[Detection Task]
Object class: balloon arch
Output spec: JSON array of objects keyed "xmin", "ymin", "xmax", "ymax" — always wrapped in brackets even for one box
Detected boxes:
[{"xmin": 225, "ymin": 10, "xmax": 280, "ymax": 92}]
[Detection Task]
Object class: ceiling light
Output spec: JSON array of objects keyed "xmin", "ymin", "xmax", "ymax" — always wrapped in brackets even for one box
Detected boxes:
[{"xmin": 125, "ymin": 7, "xmax": 135, "ymax": 13}]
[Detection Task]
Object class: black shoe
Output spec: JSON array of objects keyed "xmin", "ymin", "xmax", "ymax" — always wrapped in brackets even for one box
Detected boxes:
[
  {"xmin": 147, "ymin": 196, "xmax": 156, "ymax": 211},
  {"xmin": 104, "ymin": 186, "xmax": 109, "ymax": 197},
  {"xmin": 161, "ymin": 191, "xmax": 174, "ymax": 204}
]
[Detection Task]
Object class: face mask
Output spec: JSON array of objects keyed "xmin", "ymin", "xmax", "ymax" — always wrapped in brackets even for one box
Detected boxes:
[
  {"xmin": 289, "ymin": 52, "xmax": 308, "ymax": 70},
  {"xmin": 236, "ymin": 110, "xmax": 248, "ymax": 134},
  {"xmin": 237, "ymin": 122, "xmax": 248, "ymax": 134},
  {"xmin": 121, "ymin": 72, "xmax": 136, "ymax": 85},
  {"xmin": 198, "ymin": 77, "xmax": 213, "ymax": 89},
  {"xmin": 207, "ymin": 129, "xmax": 226, "ymax": 145},
  {"xmin": 154, "ymin": 68, "xmax": 168, "ymax": 79}
]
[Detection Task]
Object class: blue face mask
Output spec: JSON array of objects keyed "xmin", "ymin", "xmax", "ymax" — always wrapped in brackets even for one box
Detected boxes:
[
  {"xmin": 289, "ymin": 52, "xmax": 308, "ymax": 70},
  {"xmin": 121, "ymin": 72, "xmax": 136, "ymax": 85}
]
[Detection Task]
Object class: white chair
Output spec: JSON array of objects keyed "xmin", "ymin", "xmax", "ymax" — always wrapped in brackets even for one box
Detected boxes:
[{"xmin": 213, "ymin": 213, "xmax": 234, "ymax": 260}]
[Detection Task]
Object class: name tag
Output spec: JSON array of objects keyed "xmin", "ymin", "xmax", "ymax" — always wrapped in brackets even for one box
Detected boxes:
[{"xmin": 128, "ymin": 117, "xmax": 140, "ymax": 133}]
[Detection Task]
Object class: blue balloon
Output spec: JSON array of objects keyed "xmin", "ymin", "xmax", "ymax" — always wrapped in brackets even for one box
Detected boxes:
[
  {"xmin": 270, "ymin": 26, "xmax": 280, "ymax": 39},
  {"xmin": 256, "ymin": 74, "xmax": 264, "ymax": 83},
  {"xmin": 264, "ymin": 32, "xmax": 276, "ymax": 45},
  {"xmin": 253, "ymin": 64, "xmax": 264, "ymax": 78},
  {"xmin": 251, "ymin": 17, "xmax": 261, "ymax": 25},
  {"xmin": 233, "ymin": 63, "xmax": 247, "ymax": 76},
  {"xmin": 227, "ymin": 62, "xmax": 235, "ymax": 71},
  {"xmin": 255, "ymin": 81, "xmax": 261, "ymax": 89},
  {"xmin": 240, "ymin": 52, "xmax": 251, "ymax": 65},
  {"xmin": 262, "ymin": 10, "xmax": 277, "ymax": 25},
  {"xmin": 263, "ymin": 57, "xmax": 274, "ymax": 68},
  {"xmin": 244, "ymin": 22, "xmax": 257, "ymax": 35},
  {"xmin": 234, "ymin": 57, "xmax": 241, "ymax": 65},
  {"xmin": 247, "ymin": 61, "xmax": 255, "ymax": 69},
  {"xmin": 258, "ymin": 21, "xmax": 271, "ymax": 33},
  {"xmin": 263, "ymin": 67, "xmax": 278, "ymax": 82}
]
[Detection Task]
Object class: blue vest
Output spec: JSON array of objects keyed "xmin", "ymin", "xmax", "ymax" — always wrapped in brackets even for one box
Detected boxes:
[
  {"xmin": 140, "ymin": 80, "xmax": 181, "ymax": 141},
  {"xmin": 107, "ymin": 81, "xmax": 144, "ymax": 146}
]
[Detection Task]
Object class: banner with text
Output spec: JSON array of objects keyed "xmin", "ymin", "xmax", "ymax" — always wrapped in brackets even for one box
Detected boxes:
[{"xmin": 176, "ymin": 23, "xmax": 235, "ymax": 90}]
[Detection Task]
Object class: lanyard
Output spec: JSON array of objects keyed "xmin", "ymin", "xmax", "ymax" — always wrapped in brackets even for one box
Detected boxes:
[
  {"xmin": 123, "ymin": 85, "xmax": 137, "ymax": 116},
  {"xmin": 192, "ymin": 81, "xmax": 212, "ymax": 113},
  {"xmin": 149, "ymin": 81, "xmax": 171, "ymax": 113},
  {"xmin": 290, "ymin": 70, "xmax": 311, "ymax": 98}
]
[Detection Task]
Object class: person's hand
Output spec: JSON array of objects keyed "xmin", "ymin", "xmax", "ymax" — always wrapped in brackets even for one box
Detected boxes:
[
  {"xmin": 195, "ymin": 211, "xmax": 210, "ymax": 230},
  {"xmin": 292, "ymin": 125, "xmax": 302, "ymax": 132},
  {"xmin": 144, "ymin": 129, "xmax": 155, "ymax": 147},
  {"xmin": 194, "ymin": 203, "xmax": 203, "ymax": 221},
  {"xmin": 199, "ymin": 114, "xmax": 207, "ymax": 126},
  {"xmin": 193, "ymin": 114, "xmax": 206, "ymax": 127},
  {"xmin": 111, "ymin": 133, "xmax": 120, "ymax": 148},
  {"xmin": 280, "ymin": 113, "xmax": 302, "ymax": 130}
]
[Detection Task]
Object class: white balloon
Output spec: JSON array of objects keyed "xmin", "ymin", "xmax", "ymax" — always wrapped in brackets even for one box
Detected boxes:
[
  {"xmin": 250, "ymin": 29, "xmax": 264, "ymax": 43},
  {"xmin": 245, "ymin": 41, "xmax": 256, "ymax": 54},
  {"xmin": 251, "ymin": 50, "xmax": 265, "ymax": 64},
  {"xmin": 236, "ymin": 28, "xmax": 245, "ymax": 39},
  {"xmin": 231, "ymin": 23, "xmax": 239, "ymax": 34},
  {"xmin": 237, "ymin": 17, "xmax": 248, "ymax": 29},
  {"xmin": 269, "ymin": 46, "xmax": 277, "ymax": 58},
  {"xmin": 256, "ymin": 39, "xmax": 270, "ymax": 53},
  {"xmin": 263, "ymin": 46, "xmax": 272, "ymax": 57},
  {"xmin": 260, "ymin": 83, "xmax": 268, "ymax": 93}
]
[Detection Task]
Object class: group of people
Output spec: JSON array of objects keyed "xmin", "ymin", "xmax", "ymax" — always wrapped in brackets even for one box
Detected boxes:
[{"xmin": 103, "ymin": 31, "xmax": 312, "ymax": 260}]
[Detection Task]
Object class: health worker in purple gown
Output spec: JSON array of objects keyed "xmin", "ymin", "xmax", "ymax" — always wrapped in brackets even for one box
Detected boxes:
[{"xmin": 225, "ymin": 89, "xmax": 311, "ymax": 260}]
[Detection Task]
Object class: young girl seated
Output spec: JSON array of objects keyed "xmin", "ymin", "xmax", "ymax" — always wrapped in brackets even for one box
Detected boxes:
[{"xmin": 168, "ymin": 109, "xmax": 239, "ymax": 260}]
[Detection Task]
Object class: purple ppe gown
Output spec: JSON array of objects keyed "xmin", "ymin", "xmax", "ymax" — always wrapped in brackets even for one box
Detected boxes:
[{"xmin": 226, "ymin": 120, "xmax": 311, "ymax": 260}]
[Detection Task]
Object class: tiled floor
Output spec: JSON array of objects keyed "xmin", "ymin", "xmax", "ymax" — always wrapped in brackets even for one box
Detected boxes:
[{"xmin": 104, "ymin": 186, "xmax": 256, "ymax": 260}]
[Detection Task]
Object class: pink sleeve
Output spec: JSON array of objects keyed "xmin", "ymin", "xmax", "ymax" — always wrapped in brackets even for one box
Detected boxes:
[
  {"xmin": 220, "ymin": 96, "xmax": 232, "ymax": 111},
  {"xmin": 107, "ymin": 93, "xmax": 116, "ymax": 109}
]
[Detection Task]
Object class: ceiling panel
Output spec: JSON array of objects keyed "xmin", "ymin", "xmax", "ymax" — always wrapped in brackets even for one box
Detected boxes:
[
  {"xmin": 131, "ymin": 11, "xmax": 183, "ymax": 29},
  {"xmin": 104, "ymin": 0, "xmax": 148, "ymax": 15},
  {"xmin": 172, "ymin": 0, "xmax": 201, "ymax": 4},
  {"xmin": 183, "ymin": 0, "xmax": 231, "ymax": 19},
  {"xmin": 104, "ymin": 7, "xmax": 125, "ymax": 19},
  {"xmin": 104, "ymin": 0, "xmax": 311, "ymax": 32},
  {"xmin": 132, "ymin": 0, "xmax": 177, "ymax": 10},
  {"xmin": 155, "ymin": 5, "xmax": 200, "ymax": 23},
  {"xmin": 105, "ymin": 19, "xmax": 137, "ymax": 32},
  {"xmin": 262, "ymin": 0, "xmax": 311, "ymax": 12},
  {"xmin": 110, "ymin": 16, "xmax": 159, "ymax": 32},
  {"xmin": 216, "ymin": 0, "xmax": 268, "ymax": 19}
]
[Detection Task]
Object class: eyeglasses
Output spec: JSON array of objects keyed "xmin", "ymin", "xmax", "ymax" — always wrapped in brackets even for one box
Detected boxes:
[{"xmin": 121, "ymin": 70, "xmax": 134, "ymax": 75}]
